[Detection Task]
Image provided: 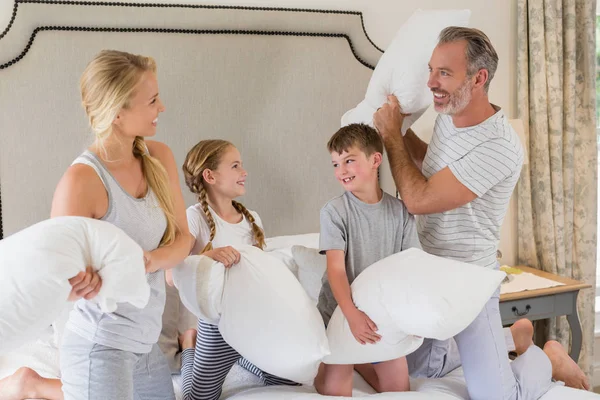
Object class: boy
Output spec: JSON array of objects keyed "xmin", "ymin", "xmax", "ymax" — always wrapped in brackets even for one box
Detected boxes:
[{"xmin": 314, "ymin": 123, "xmax": 421, "ymax": 396}]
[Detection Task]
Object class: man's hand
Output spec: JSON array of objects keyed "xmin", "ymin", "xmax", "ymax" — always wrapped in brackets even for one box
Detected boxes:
[
  {"xmin": 68, "ymin": 266, "xmax": 102, "ymax": 301},
  {"xmin": 373, "ymin": 95, "xmax": 410, "ymax": 141},
  {"xmin": 347, "ymin": 308, "xmax": 382, "ymax": 345}
]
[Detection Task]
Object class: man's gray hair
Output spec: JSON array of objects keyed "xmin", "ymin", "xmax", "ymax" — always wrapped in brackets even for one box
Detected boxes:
[{"xmin": 438, "ymin": 27, "xmax": 498, "ymax": 93}]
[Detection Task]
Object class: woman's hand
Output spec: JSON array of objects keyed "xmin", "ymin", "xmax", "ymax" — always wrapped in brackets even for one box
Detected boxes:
[
  {"xmin": 68, "ymin": 266, "xmax": 102, "ymax": 301},
  {"xmin": 144, "ymin": 250, "xmax": 159, "ymax": 273},
  {"xmin": 204, "ymin": 246, "xmax": 241, "ymax": 268}
]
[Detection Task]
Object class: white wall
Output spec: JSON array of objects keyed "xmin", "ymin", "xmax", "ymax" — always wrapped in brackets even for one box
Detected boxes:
[{"xmin": 0, "ymin": 0, "xmax": 520, "ymax": 265}]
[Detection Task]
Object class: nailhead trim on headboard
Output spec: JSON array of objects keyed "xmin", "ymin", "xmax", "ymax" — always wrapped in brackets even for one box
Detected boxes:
[
  {"xmin": 1, "ymin": 0, "xmax": 385, "ymax": 52},
  {"xmin": 0, "ymin": 27, "xmax": 377, "ymax": 70}
]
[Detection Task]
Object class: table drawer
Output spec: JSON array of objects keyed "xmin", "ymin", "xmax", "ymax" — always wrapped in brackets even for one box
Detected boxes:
[{"xmin": 500, "ymin": 296, "xmax": 555, "ymax": 323}]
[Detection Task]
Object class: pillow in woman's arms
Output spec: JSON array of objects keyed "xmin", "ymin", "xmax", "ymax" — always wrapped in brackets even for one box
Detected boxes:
[{"xmin": 0, "ymin": 216, "xmax": 149, "ymax": 354}]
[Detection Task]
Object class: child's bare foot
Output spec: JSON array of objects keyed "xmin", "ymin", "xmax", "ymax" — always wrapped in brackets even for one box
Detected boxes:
[
  {"xmin": 0, "ymin": 367, "xmax": 40, "ymax": 400},
  {"xmin": 543, "ymin": 340, "xmax": 590, "ymax": 390},
  {"xmin": 179, "ymin": 328, "xmax": 198, "ymax": 350},
  {"xmin": 510, "ymin": 319, "xmax": 534, "ymax": 355}
]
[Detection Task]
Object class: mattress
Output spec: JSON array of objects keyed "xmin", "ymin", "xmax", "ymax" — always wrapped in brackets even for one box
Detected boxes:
[{"xmin": 1, "ymin": 334, "xmax": 597, "ymax": 400}]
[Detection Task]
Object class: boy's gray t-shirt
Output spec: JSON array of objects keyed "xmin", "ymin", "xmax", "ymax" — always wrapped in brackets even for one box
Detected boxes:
[{"xmin": 317, "ymin": 190, "xmax": 421, "ymax": 324}]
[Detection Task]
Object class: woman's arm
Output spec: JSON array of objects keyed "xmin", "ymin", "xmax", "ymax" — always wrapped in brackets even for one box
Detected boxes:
[
  {"xmin": 51, "ymin": 164, "xmax": 107, "ymax": 299},
  {"xmin": 145, "ymin": 141, "xmax": 193, "ymax": 272}
]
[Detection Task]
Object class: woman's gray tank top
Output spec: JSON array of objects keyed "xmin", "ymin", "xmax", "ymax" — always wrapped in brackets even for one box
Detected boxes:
[{"xmin": 65, "ymin": 150, "xmax": 167, "ymax": 353}]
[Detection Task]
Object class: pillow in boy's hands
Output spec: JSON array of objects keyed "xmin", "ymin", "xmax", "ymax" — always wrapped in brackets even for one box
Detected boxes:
[
  {"xmin": 0, "ymin": 216, "xmax": 149, "ymax": 354},
  {"xmin": 341, "ymin": 9, "xmax": 471, "ymax": 134},
  {"xmin": 324, "ymin": 307, "xmax": 424, "ymax": 365},
  {"xmin": 218, "ymin": 245, "xmax": 329, "ymax": 385},
  {"xmin": 327, "ymin": 248, "xmax": 505, "ymax": 356}
]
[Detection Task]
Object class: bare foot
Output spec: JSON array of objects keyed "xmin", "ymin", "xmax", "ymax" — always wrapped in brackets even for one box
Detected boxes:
[
  {"xmin": 0, "ymin": 367, "xmax": 40, "ymax": 400},
  {"xmin": 510, "ymin": 319, "xmax": 534, "ymax": 355},
  {"xmin": 543, "ymin": 340, "xmax": 590, "ymax": 390},
  {"xmin": 179, "ymin": 328, "xmax": 198, "ymax": 350}
]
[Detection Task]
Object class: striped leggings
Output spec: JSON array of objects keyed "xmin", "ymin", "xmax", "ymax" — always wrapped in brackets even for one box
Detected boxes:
[{"xmin": 181, "ymin": 319, "xmax": 299, "ymax": 400}]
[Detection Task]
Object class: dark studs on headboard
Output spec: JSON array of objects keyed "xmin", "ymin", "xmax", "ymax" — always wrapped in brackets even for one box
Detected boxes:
[
  {"xmin": 2, "ymin": 1, "xmax": 384, "ymax": 66},
  {"xmin": 0, "ymin": 26, "xmax": 377, "ymax": 70},
  {"xmin": 0, "ymin": 1, "xmax": 18, "ymax": 41}
]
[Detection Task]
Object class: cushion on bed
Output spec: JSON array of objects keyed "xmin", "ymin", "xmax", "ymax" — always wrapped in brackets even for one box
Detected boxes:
[
  {"xmin": 291, "ymin": 245, "xmax": 327, "ymax": 303},
  {"xmin": 219, "ymin": 245, "xmax": 329, "ymax": 385},
  {"xmin": 265, "ymin": 233, "xmax": 320, "ymax": 276},
  {"xmin": 341, "ymin": 9, "xmax": 471, "ymax": 134},
  {"xmin": 0, "ymin": 216, "xmax": 149, "ymax": 354}
]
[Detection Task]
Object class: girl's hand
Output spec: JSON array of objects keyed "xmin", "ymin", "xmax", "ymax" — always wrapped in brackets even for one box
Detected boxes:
[
  {"xmin": 204, "ymin": 246, "xmax": 241, "ymax": 268},
  {"xmin": 346, "ymin": 308, "xmax": 381, "ymax": 345},
  {"xmin": 68, "ymin": 266, "xmax": 102, "ymax": 301}
]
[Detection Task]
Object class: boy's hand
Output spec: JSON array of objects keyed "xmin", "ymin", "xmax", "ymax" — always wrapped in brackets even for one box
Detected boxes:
[
  {"xmin": 68, "ymin": 266, "xmax": 102, "ymax": 301},
  {"xmin": 204, "ymin": 246, "xmax": 241, "ymax": 268},
  {"xmin": 347, "ymin": 308, "xmax": 381, "ymax": 345}
]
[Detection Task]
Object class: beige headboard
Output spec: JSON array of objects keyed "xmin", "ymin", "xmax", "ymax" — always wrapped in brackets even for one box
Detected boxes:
[{"xmin": 0, "ymin": 0, "xmax": 382, "ymax": 239}]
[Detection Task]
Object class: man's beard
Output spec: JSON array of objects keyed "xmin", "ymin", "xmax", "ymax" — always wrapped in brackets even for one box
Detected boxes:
[{"xmin": 435, "ymin": 78, "xmax": 474, "ymax": 116}]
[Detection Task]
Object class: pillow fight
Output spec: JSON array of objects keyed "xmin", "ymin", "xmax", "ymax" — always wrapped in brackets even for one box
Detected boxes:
[{"xmin": 0, "ymin": 11, "xmax": 591, "ymax": 400}]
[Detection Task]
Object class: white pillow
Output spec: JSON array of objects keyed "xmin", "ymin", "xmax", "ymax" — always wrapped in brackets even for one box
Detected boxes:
[
  {"xmin": 0, "ymin": 216, "xmax": 149, "ymax": 354},
  {"xmin": 326, "ymin": 248, "xmax": 505, "ymax": 364},
  {"xmin": 171, "ymin": 254, "xmax": 224, "ymax": 325},
  {"xmin": 325, "ymin": 307, "xmax": 424, "ymax": 365},
  {"xmin": 219, "ymin": 245, "xmax": 329, "ymax": 385},
  {"xmin": 341, "ymin": 9, "xmax": 471, "ymax": 134}
]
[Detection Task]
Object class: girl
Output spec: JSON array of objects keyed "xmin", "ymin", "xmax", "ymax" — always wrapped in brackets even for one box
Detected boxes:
[
  {"xmin": 0, "ymin": 49, "xmax": 191, "ymax": 400},
  {"xmin": 176, "ymin": 139, "xmax": 298, "ymax": 400}
]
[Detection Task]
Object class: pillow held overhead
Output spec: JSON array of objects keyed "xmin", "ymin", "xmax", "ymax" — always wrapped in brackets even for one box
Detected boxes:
[{"xmin": 341, "ymin": 9, "xmax": 471, "ymax": 134}]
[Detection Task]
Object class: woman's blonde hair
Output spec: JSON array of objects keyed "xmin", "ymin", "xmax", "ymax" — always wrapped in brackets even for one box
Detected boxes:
[
  {"xmin": 182, "ymin": 140, "xmax": 265, "ymax": 253},
  {"xmin": 80, "ymin": 49, "xmax": 177, "ymax": 246}
]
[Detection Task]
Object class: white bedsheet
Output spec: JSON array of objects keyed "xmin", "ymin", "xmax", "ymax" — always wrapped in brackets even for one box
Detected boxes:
[{"xmin": 1, "ymin": 334, "xmax": 597, "ymax": 400}]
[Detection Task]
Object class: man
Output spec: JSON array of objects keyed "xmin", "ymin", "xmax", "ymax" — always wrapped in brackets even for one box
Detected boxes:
[{"xmin": 371, "ymin": 27, "xmax": 588, "ymax": 400}]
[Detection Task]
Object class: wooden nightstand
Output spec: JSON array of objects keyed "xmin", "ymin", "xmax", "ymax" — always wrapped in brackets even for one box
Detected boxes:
[{"xmin": 499, "ymin": 266, "xmax": 592, "ymax": 362}]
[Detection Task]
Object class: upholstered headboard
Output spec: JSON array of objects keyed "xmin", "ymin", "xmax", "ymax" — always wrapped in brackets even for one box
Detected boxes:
[{"xmin": 0, "ymin": 0, "xmax": 383, "ymax": 239}]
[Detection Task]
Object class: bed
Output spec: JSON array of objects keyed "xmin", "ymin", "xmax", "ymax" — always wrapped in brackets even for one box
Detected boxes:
[{"xmin": 0, "ymin": 1, "xmax": 597, "ymax": 399}]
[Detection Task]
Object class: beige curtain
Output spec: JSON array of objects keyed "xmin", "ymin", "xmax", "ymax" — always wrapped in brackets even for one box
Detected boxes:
[{"xmin": 517, "ymin": 0, "xmax": 597, "ymax": 378}]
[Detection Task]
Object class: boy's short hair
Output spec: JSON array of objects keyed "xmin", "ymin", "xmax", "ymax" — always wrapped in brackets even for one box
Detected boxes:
[{"xmin": 327, "ymin": 123, "xmax": 384, "ymax": 157}]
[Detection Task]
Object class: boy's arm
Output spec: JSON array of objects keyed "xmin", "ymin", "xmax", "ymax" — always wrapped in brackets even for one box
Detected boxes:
[
  {"xmin": 325, "ymin": 250, "xmax": 358, "ymax": 317},
  {"xmin": 326, "ymin": 249, "xmax": 381, "ymax": 345}
]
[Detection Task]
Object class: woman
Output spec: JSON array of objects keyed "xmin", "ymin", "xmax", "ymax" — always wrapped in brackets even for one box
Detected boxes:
[{"xmin": 0, "ymin": 49, "xmax": 191, "ymax": 400}]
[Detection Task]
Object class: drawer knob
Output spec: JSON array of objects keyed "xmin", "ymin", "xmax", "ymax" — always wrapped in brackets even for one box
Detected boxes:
[{"xmin": 512, "ymin": 305, "xmax": 531, "ymax": 317}]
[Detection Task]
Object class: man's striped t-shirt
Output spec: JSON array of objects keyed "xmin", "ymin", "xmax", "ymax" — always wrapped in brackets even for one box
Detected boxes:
[{"xmin": 417, "ymin": 108, "xmax": 524, "ymax": 269}]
